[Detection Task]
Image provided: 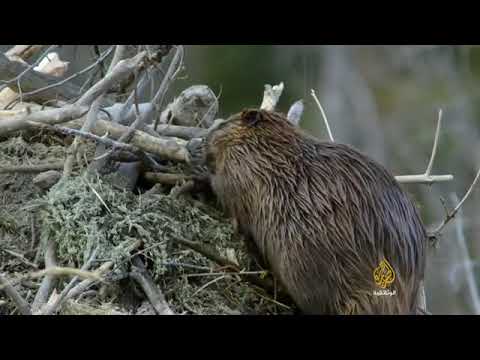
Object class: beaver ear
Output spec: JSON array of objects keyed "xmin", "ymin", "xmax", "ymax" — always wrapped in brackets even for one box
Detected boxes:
[{"xmin": 241, "ymin": 109, "xmax": 264, "ymax": 127}]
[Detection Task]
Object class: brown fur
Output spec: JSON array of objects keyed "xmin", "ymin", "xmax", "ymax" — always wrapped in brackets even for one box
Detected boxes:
[{"xmin": 198, "ymin": 108, "xmax": 426, "ymax": 315}]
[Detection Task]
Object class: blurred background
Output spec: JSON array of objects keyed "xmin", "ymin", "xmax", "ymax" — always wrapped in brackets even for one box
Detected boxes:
[
  {"xmin": 3, "ymin": 45, "xmax": 479, "ymax": 314},
  {"xmin": 178, "ymin": 45, "xmax": 480, "ymax": 315}
]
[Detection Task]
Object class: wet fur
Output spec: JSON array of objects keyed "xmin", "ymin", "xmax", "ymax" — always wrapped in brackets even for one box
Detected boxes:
[{"xmin": 202, "ymin": 109, "xmax": 426, "ymax": 315}]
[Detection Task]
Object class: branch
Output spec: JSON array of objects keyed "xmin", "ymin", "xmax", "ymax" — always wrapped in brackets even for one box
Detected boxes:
[
  {"xmin": 450, "ymin": 193, "xmax": 480, "ymax": 314},
  {"xmin": 15, "ymin": 47, "xmax": 113, "ymax": 104},
  {"xmin": 77, "ymin": 51, "xmax": 147, "ymax": 107},
  {"xmin": 172, "ymin": 235, "xmax": 276, "ymax": 294},
  {"xmin": 287, "ymin": 99, "xmax": 304, "ymax": 126},
  {"xmin": 130, "ymin": 256, "xmax": 175, "ymax": 315},
  {"xmin": 260, "ymin": 82, "xmax": 284, "ymax": 111},
  {"xmin": 143, "ymin": 172, "xmax": 192, "ymax": 185},
  {"xmin": 65, "ymin": 117, "xmax": 188, "ymax": 162},
  {"xmin": 5, "ymin": 45, "xmax": 46, "ymax": 62},
  {"xmin": 40, "ymin": 248, "xmax": 98, "ymax": 315},
  {"xmin": 395, "ymin": 109, "xmax": 453, "ymax": 185},
  {"xmin": 0, "ymin": 104, "xmax": 89, "ymax": 135},
  {"xmin": 430, "ymin": 167, "xmax": 480, "ymax": 237},
  {"xmin": 64, "ymin": 239, "xmax": 142, "ymax": 301},
  {"xmin": 31, "ymin": 237, "xmax": 57, "ymax": 313},
  {"xmin": 311, "ymin": 89, "xmax": 334, "ymax": 142},
  {"xmin": 0, "ymin": 52, "xmax": 81, "ymax": 103},
  {"xmin": 0, "ymin": 162, "xmax": 64, "ymax": 174},
  {"xmin": 0, "ymin": 273, "xmax": 32, "ymax": 315}
]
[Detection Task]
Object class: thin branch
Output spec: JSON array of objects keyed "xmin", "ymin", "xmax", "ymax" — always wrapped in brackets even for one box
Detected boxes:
[
  {"xmin": 5, "ymin": 45, "xmax": 46, "ymax": 62},
  {"xmin": 0, "ymin": 45, "xmax": 58, "ymax": 89},
  {"xmin": 143, "ymin": 172, "xmax": 192, "ymax": 185},
  {"xmin": 395, "ymin": 109, "xmax": 454, "ymax": 185},
  {"xmin": 14, "ymin": 47, "xmax": 114, "ymax": 103},
  {"xmin": 0, "ymin": 52, "xmax": 81, "ymax": 103},
  {"xmin": 0, "ymin": 162, "xmax": 64, "ymax": 174},
  {"xmin": 311, "ymin": 89, "xmax": 334, "ymax": 142},
  {"xmin": 31, "ymin": 238, "xmax": 57, "ymax": 313},
  {"xmin": 0, "ymin": 104, "xmax": 89, "ymax": 135},
  {"xmin": 64, "ymin": 117, "xmax": 188, "ymax": 162},
  {"xmin": 30, "ymin": 122, "xmax": 141, "ymax": 155},
  {"xmin": 77, "ymin": 50, "xmax": 146, "ymax": 107},
  {"xmin": 130, "ymin": 256, "xmax": 175, "ymax": 315},
  {"xmin": 431, "ymin": 167, "xmax": 480, "ymax": 236},
  {"xmin": 450, "ymin": 193, "xmax": 480, "ymax": 314},
  {"xmin": 394, "ymin": 174, "xmax": 454, "ymax": 184},
  {"xmin": 0, "ymin": 273, "xmax": 32, "ymax": 315},
  {"xmin": 260, "ymin": 82, "xmax": 284, "ymax": 112},
  {"xmin": 107, "ymin": 45, "xmax": 127, "ymax": 74},
  {"xmin": 425, "ymin": 109, "xmax": 443, "ymax": 176},
  {"xmin": 172, "ymin": 235, "xmax": 277, "ymax": 294},
  {"xmin": 64, "ymin": 239, "xmax": 142, "ymax": 301},
  {"xmin": 40, "ymin": 248, "xmax": 98, "ymax": 315}
]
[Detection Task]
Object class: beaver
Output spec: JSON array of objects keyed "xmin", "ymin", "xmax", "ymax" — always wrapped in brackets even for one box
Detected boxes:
[{"xmin": 189, "ymin": 108, "xmax": 427, "ymax": 315}]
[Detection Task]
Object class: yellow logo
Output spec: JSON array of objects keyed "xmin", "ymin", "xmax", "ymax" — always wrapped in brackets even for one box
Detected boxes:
[{"xmin": 373, "ymin": 259, "xmax": 395, "ymax": 289}]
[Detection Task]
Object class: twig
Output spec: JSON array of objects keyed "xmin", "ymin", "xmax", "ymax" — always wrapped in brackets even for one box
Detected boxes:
[
  {"xmin": 1, "ymin": 248, "xmax": 38, "ymax": 269},
  {"xmin": 31, "ymin": 238, "xmax": 57, "ymax": 313},
  {"xmin": 64, "ymin": 239, "xmax": 142, "ymax": 301},
  {"xmin": 0, "ymin": 162, "xmax": 64, "ymax": 174},
  {"xmin": 0, "ymin": 273, "xmax": 32, "ymax": 315},
  {"xmin": 0, "ymin": 104, "xmax": 89, "ymax": 135},
  {"xmin": 144, "ymin": 172, "xmax": 192, "ymax": 185},
  {"xmin": 395, "ymin": 109, "xmax": 454, "ymax": 185},
  {"xmin": 431, "ymin": 167, "xmax": 480, "ymax": 237},
  {"xmin": 311, "ymin": 89, "xmax": 334, "ymax": 142},
  {"xmin": 0, "ymin": 52, "xmax": 81, "ymax": 103},
  {"xmin": 15, "ymin": 47, "xmax": 114, "ymax": 103},
  {"xmin": 191, "ymin": 275, "xmax": 227, "ymax": 297},
  {"xmin": 394, "ymin": 174, "xmax": 454, "ymax": 184},
  {"xmin": 65, "ymin": 117, "xmax": 188, "ymax": 162},
  {"xmin": 150, "ymin": 124, "xmax": 207, "ymax": 139},
  {"xmin": 77, "ymin": 51, "xmax": 146, "ymax": 107},
  {"xmin": 29, "ymin": 266, "xmax": 102, "ymax": 281},
  {"xmin": 450, "ymin": 193, "xmax": 480, "ymax": 314},
  {"xmin": 40, "ymin": 248, "xmax": 98, "ymax": 315},
  {"xmin": 5, "ymin": 45, "xmax": 46, "ymax": 62},
  {"xmin": 107, "ymin": 45, "xmax": 127, "ymax": 74},
  {"xmin": 260, "ymin": 82, "xmax": 284, "ymax": 111},
  {"xmin": 425, "ymin": 109, "xmax": 443, "ymax": 176},
  {"xmin": 287, "ymin": 99, "xmax": 304, "ymax": 125},
  {"xmin": 29, "ymin": 122, "xmax": 141, "ymax": 156},
  {"xmin": 130, "ymin": 256, "xmax": 175, "ymax": 315},
  {"xmin": 172, "ymin": 235, "xmax": 276, "ymax": 294}
]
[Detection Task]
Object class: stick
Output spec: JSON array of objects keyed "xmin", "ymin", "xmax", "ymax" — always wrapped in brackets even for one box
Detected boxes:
[
  {"xmin": 65, "ymin": 117, "xmax": 188, "ymax": 162},
  {"xmin": 130, "ymin": 256, "xmax": 175, "ymax": 315},
  {"xmin": 0, "ymin": 52, "xmax": 81, "ymax": 103},
  {"xmin": 260, "ymin": 82, "xmax": 284, "ymax": 111},
  {"xmin": 31, "ymin": 238, "xmax": 57, "ymax": 313},
  {"xmin": 0, "ymin": 273, "xmax": 32, "ymax": 315},
  {"xmin": 311, "ymin": 89, "xmax": 334, "ymax": 142},
  {"xmin": 40, "ymin": 248, "xmax": 99, "ymax": 315},
  {"xmin": 0, "ymin": 162, "xmax": 64, "ymax": 174},
  {"xmin": 143, "ymin": 172, "xmax": 192, "ymax": 185},
  {"xmin": 172, "ymin": 235, "xmax": 277, "ymax": 294},
  {"xmin": 64, "ymin": 239, "xmax": 142, "ymax": 301},
  {"xmin": 15, "ymin": 47, "xmax": 114, "ymax": 104},
  {"xmin": 0, "ymin": 104, "xmax": 89, "ymax": 135},
  {"xmin": 5, "ymin": 45, "xmax": 46, "ymax": 62},
  {"xmin": 451, "ymin": 193, "xmax": 480, "ymax": 314},
  {"xmin": 431, "ymin": 167, "xmax": 480, "ymax": 237}
]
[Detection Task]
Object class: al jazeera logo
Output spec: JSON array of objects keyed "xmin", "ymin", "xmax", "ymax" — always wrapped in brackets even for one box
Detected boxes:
[{"xmin": 373, "ymin": 259, "xmax": 397, "ymax": 296}]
